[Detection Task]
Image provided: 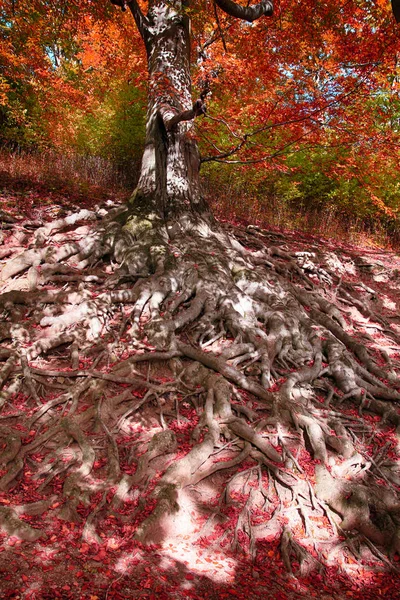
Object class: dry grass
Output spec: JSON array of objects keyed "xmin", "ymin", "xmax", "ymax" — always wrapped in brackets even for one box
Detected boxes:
[
  {"xmin": 0, "ymin": 148, "xmax": 137, "ymax": 201},
  {"xmin": 1, "ymin": 148, "xmax": 397, "ymax": 251},
  {"xmin": 205, "ymin": 179, "xmax": 399, "ymax": 251}
]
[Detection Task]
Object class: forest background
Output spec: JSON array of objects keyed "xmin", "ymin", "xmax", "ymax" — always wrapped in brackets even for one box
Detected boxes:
[{"xmin": 1, "ymin": 0, "xmax": 399, "ymax": 246}]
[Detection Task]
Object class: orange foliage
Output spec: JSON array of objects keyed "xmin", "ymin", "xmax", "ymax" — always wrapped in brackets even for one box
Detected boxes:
[{"xmin": 0, "ymin": 0, "xmax": 399, "ymax": 220}]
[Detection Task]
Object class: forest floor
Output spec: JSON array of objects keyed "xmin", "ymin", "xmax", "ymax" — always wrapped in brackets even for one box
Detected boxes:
[{"xmin": 0, "ymin": 178, "xmax": 399, "ymax": 600}]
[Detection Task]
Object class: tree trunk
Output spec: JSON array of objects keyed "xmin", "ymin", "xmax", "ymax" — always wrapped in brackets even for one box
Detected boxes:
[{"xmin": 131, "ymin": 0, "xmax": 207, "ymax": 220}]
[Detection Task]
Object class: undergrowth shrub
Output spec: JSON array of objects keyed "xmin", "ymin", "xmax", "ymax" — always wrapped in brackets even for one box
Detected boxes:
[{"xmin": 203, "ymin": 156, "xmax": 400, "ymax": 249}]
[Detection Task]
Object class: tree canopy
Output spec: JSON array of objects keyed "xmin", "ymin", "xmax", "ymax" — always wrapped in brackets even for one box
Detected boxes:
[{"xmin": 1, "ymin": 0, "xmax": 399, "ymax": 228}]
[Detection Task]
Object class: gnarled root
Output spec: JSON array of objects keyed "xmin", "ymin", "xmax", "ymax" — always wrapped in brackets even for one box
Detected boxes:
[{"xmin": 0, "ymin": 202, "xmax": 399, "ymax": 578}]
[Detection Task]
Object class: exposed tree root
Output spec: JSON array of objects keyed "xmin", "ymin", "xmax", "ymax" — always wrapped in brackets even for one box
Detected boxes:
[{"xmin": 0, "ymin": 202, "xmax": 399, "ymax": 581}]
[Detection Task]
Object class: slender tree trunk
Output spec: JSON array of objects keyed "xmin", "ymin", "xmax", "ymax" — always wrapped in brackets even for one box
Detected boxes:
[{"xmin": 131, "ymin": 0, "xmax": 207, "ymax": 219}]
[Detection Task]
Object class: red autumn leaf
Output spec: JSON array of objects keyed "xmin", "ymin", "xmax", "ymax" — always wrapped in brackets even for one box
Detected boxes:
[{"xmin": 92, "ymin": 549, "xmax": 107, "ymax": 561}]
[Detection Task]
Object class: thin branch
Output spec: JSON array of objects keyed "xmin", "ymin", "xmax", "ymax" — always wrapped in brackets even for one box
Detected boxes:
[
  {"xmin": 213, "ymin": 1, "xmax": 228, "ymax": 52},
  {"xmin": 201, "ymin": 132, "xmax": 248, "ymax": 162},
  {"xmin": 126, "ymin": 0, "xmax": 149, "ymax": 44},
  {"xmin": 200, "ymin": 63, "xmax": 382, "ymax": 164},
  {"xmin": 199, "ymin": 20, "xmax": 235, "ymax": 53},
  {"xmin": 203, "ymin": 129, "xmax": 313, "ymax": 165},
  {"xmin": 205, "ymin": 113, "xmax": 244, "ymax": 139}
]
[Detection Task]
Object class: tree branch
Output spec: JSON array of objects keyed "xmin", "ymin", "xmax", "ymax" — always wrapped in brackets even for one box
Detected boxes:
[
  {"xmin": 213, "ymin": 1, "xmax": 228, "ymax": 52},
  {"xmin": 214, "ymin": 0, "xmax": 273, "ymax": 22},
  {"xmin": 162, "ymin": 99, "xmax": 206, "ymax": 131},
  {"xmin": 125, "ymin": 0, "xmax": 149, "ymax": 42},
  {"xmin": 392, "ymin": 0, "xmax": 400, "ymax": 22}
]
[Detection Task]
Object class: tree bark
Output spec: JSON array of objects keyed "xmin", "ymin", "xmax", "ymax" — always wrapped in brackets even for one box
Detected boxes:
[{"xmin": 130, "ymin": 0, "xmax": 207, "ymax": 219}]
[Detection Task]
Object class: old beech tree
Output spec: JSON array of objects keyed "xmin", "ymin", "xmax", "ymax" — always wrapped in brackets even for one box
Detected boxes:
[
  {"xmin": 0, "ymin": 0, "xmax": 399, "ymax": 576},
  {"xmin": 125, "ymin": 0, "xmax": 274, "ymax": 220}
]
